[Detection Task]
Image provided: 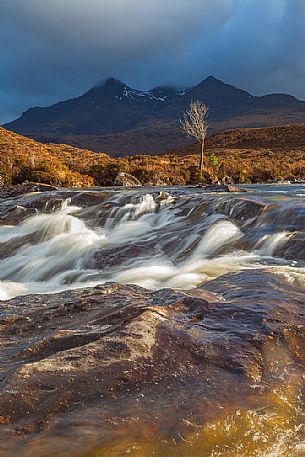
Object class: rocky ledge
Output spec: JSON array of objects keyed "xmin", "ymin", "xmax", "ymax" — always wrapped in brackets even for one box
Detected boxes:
[
  {"xmin": 114, "ymin": 172, "xmax": 142, "ymax": 187},
  {"xmin": 0, "ymin": 182, "xmax": 246, "ymax": 201},
  {"xmin": 0, "ymin": 182, "xmax": 58, "ymax": 199},
  {"xmin": 0, "ymin": 270, "xmax": 304, "ymax": 455}
]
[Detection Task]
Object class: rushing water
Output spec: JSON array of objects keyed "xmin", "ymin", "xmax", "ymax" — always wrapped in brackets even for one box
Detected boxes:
[
  {"xmin": 1, "ymin": 184, "xmax": 305, "ymax": 300},
  {"xmin": 1, "ymin": 184, "xmax": 305, "ymax": 457}
]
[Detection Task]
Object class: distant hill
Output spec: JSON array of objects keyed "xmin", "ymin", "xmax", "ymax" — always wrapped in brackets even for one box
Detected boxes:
[
  {"xmin": 172, "ymin": 123, "xmax": 305, "ymax": 155},
  {"xmin": 4, "ymin": 76, "xmax": 305, "ymax": 156}
]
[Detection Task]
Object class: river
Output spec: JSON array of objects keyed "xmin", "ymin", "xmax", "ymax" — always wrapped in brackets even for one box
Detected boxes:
[
  {"xmin": 2, "ymin": 184, "xmax": 305, "ymax": 299},
  {"xmin": 0, "ymin": 184, "xmax": 304, "ymax": 456}
]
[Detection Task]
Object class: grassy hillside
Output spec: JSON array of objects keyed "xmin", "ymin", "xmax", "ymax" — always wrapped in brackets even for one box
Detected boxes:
[
  {"xmin": 0, "ymin": 127, "xmax": 109, "ymax": 187},
  {"xmin": 1, "ymin": 125, "xmax": 305, "ymax": 187},
  {"xmin": 172, "ymin": 124, "xmax": 305, "ymax": 153}
]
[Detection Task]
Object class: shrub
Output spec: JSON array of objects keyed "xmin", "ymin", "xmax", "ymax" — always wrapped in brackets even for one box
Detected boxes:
[
  {"xmin": 187, "ymin": 165, "xmax": 203, "ymax": 184},
  {"xmin": 132, "ymin": 167, "xmax": 156, "ymax": 184},
  {"xmin": 12, "ymin": 163, "xmax": 61, "ymax": 186},
  {"xmin": 208, "ymin": 153, "xmax": 219, "ymax": 167},
  {"xmin": 87, "ymin": 163, "xmax": 125, "ymax": 186}
]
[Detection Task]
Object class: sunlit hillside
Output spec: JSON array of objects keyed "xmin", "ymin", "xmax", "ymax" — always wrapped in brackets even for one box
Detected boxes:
[{"xmin": 2, "ymin": 124, "xmax": 305, "ymax": 187}]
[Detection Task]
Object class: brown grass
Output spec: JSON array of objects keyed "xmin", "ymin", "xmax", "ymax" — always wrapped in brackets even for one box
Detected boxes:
[{"xmin": 1, "ymin": 125, "xmax": 305, "ymax": 187}]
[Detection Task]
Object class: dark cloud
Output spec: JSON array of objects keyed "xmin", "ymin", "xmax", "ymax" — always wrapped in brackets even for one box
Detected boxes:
[{"xmin": 1, "ymin": 0, "xmax": 305, "ymax": 123}]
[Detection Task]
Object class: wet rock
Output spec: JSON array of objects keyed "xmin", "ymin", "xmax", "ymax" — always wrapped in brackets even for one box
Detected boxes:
[
  {"xmin": 0, "ymin": 233, "xmax": 38, "ymax": 260},
  {"xmin": 0, "ymin": 188, "xmax": 305, "ymax": 455},
  {"xmin": 23, "ymin": 195, "xmax": 64, "ymax": 212},
  {"xmin": 215, "ymin": 197, "xmax": 267, "ymax": 222},
  {"xmin": 0, "ymin": 183, "xmax": 58, "ymax": 199},
  {"xmin": 263, "ymin": 205, "xmax": 305, "ymax": 232},
  {"xmin": 222, "ymin": 175, "xmax": 235, "ymax": 185},
  {"xmin": 90, "ymin": 242, "xmax": 158, "ymax": 269},
  {"xmin": 0, "ymin": 196, "xmax": 64, "ymax": 225},
  {"xmin": 114, "ymin": 172, "xmax": 142, "ymax": 187},
  {"xmin": 0, "ymin": 188, "xmax": 66, "ymax": 226},
  {"xmin": 70, "ymin": 191, "xmax": 115, "ymax": 207},
  {"xmin": 0, "ymin": 205, "xmax": 38, "ymax": 225},
  {"xmin": 73, "ymin": 200, "xmax": 122, "ymax": 227},
  {"xmin": 275, "ymin": 231, "xmax": 305, "ymax": 261},
  {"xmin": 0, "ymin": 271, "xmax": 304, "ymax": 446},
  {"xmin": 207, "ymin": 184, "xmax": 247, "ymax": 193}
]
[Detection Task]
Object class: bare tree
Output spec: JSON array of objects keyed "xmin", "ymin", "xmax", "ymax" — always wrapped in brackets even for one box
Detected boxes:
[{"xmin": 180, "ymin": 100, "xmax": 209, "ymax": 176}]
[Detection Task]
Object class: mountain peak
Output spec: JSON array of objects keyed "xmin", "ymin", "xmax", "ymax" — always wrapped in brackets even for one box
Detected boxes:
[
  {"xmin": 86, "ymin": 77, "xmax": 128, "ymax": 99},
  {"xmin": 201, "ymin": 75, "xmax": 226, "ymax": 86},
  {"xmin": 205, "ymin": 75, "xmax": 218, "ymax": 82},
  {"xmin": 188, "ymin": 74, "xmax": 251, "ymax": 100},
  {"xmin": 91, "ymin": 77, "xmax": 127, "ymax": 91},
  {"xmin": 102, "ymin": 77, "xmax": 126, "ymax": 90},
  {"xmin": 188, "ymin": 75, "xmax": 229, "ymax": 94}
]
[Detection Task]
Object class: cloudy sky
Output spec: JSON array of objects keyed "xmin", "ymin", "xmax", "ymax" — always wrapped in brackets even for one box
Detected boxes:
[{"xmin": 1, "ymin": 0, "xmax": 305, "ymax": 123}]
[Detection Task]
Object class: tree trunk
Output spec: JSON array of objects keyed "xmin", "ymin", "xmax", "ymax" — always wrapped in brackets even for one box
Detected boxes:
[{"xmin": 199, "ymin": 140, "xmax": 204, "ymax": 176}]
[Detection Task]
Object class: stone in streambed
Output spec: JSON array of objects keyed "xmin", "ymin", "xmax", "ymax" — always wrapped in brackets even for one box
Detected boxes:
[
  {"xmin": 0, "ymin": 205, "xmax": 38, "ymax": 225},
  {"xmin": 207, "ymin": 184, "xmax": 247, "ymax": 192},
  {"xmin": 114, "ymin": 172, "xmax": 142, "ymax": 187}
]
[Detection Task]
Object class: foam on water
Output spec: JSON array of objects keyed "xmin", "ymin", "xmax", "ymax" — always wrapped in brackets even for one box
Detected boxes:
[
  {"xmin": 254, "ymin": 232, "xmax": 290, "ymax": 256},
  {"xmin": 0, "ymin": 190, "xmax": 304, "ymax": 300}
]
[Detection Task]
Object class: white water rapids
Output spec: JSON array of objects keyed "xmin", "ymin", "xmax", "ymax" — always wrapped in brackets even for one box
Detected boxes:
[{"xmin": 0, "ymin": 190, "xmax": 304, "ymax": 300}]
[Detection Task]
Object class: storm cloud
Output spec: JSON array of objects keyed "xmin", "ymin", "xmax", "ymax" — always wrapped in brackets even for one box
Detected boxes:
[{"xmin": 1, "ymin": 0, "xmax": 305, "ymax": 123}]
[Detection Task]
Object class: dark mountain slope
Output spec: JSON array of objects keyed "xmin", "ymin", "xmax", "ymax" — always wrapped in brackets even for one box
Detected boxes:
[{"xmin": 4, "ymin": 76, "xmax": 305, "ymax": 155}]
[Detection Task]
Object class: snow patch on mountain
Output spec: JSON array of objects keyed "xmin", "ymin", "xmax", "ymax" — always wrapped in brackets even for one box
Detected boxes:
[{"xmin": 122, "ymin": 87, "xmax": 187, "ymax": 102}]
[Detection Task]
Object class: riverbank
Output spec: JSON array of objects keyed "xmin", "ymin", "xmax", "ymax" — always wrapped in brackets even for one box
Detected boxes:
[{"xmin": 2, "ymin": 125, "xmax": 305, "ymax": 189}]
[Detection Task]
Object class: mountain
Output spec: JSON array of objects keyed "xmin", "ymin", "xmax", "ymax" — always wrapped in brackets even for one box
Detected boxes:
[
  {"xmin": 4, "ymin": 76, "xmax": 305, "ymax": 156},
  {"xmin": 2, "ymin": 123, "xmax": 305, "ymax": 188}
]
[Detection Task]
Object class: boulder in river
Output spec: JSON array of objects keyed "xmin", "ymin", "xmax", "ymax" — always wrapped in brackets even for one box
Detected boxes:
[
  {"xmin": 207, "ymin": 183, "xmax": 247, "ymax": 192},
  {"xmin": 114, "ymin": 172, "xmax": 142, "ymax": 187},
  {"xmin": 0, "ymin": 205, "xmax": 38, "ymax": 225}
]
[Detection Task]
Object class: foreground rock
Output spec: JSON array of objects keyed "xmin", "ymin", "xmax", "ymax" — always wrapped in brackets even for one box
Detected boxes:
[{"xmin": 0, "ymin": 271, "xmax": 304, "ymax": 456}]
